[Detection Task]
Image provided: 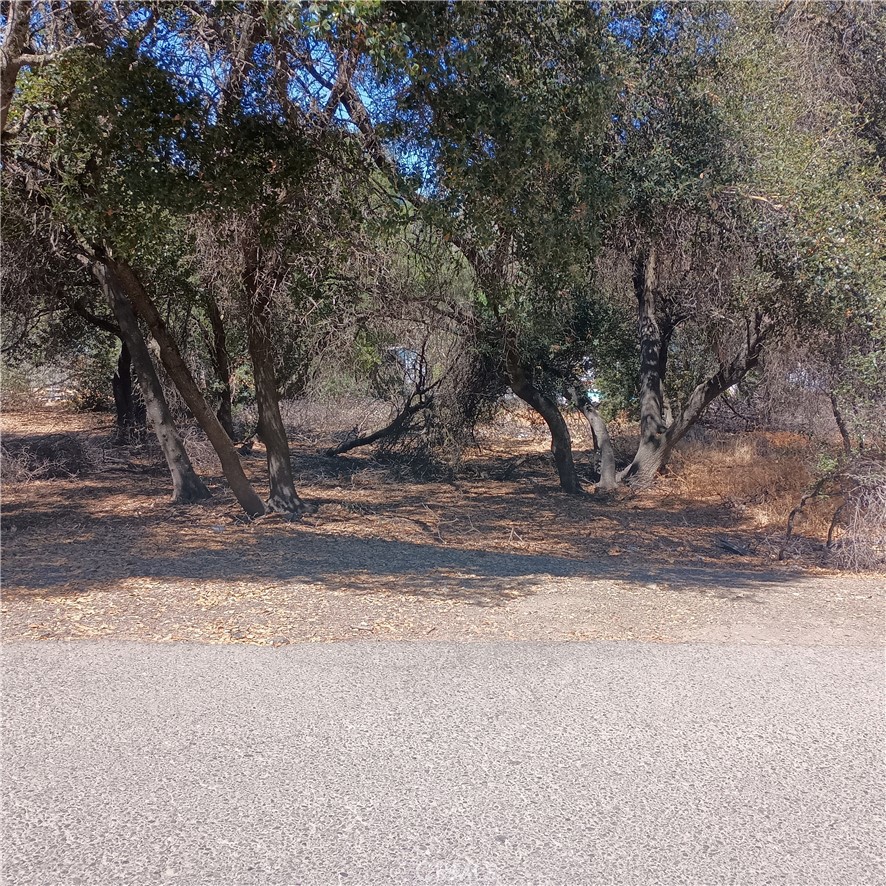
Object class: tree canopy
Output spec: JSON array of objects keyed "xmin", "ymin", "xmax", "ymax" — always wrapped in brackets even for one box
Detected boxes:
[{"xmin": 2, "ymin": 0, "xmax": 883, "ymax": 512}]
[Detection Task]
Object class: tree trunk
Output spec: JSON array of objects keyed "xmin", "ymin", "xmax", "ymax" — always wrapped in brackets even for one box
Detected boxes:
[
  {"xmin": 829, "ymin": 392, "xmax": 853, "ymax": 455},
  {"xmin": 244, "ymin": 259, "xmax": 309, "ymax": 514},
  {"xmin": 574, "ymin": 395, "xmax": 616, "ymax": 493},
  {"xmin": 69, "ymin": 296, "xmax": 146, "ymax": 441},
  {"xmin": 635, "ymin": 247, "xmax": 669, "ymax": 440},
  {"xmin": 0, "ymin": 0, "xmax": 31, "ymax": 135},
  {"xmin": 656, "ymin": 311, "xmax": 675, "ymax": 429},
  {"xmin": 619, "ymin": 435, "xmax": 669, "ymax": 483},
  {"xmin": 620, "ymin": 314, "xmax": 770, "ymax": 483},
  {"xmin": 205, "ymin": 292, "xmax": 236, "ymax": 440},
  {"xmin": 616, "ymin": 248, "xmax": 672, "ymax": 483},
  {"xmin": 505, "ymin": 339, "xmax": 581, "ymax": 494},
  {"xmin": 93, "ymin": 262, "xmax": 210, "ymax": 504},
  {"xmin": 111, "ymin": 340, "xmax": 145, "ymax": 442},
  {"xmin": 103, "ymin": 256, "xmax": 266, "ymax": 518}
]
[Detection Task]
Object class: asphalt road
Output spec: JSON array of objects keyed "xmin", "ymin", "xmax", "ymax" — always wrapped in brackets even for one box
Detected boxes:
[{"xmin": 3, "ymin": 641, "xmax": 884, "ymax": 886}]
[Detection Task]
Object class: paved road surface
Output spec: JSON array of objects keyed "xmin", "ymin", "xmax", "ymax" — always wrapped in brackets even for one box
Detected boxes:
[{"xmin": 3, "ymin": 641, "xmax": 884, "ymax": 885}]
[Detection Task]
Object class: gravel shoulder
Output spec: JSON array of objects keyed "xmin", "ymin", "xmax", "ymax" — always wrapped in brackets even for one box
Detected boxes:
[{"xmin": 3, "ymin": 520, "xmax": 883, "ymax": 647}]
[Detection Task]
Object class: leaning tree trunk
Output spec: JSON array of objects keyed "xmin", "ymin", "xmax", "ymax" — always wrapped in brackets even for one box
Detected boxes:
[
  {"xmin": 92, "ymin": 262, "xmax": 210, "ymax": 504},
  {"xmin": 205, "ymin": 292, "xmax": 236, "ymax": 440},
  {"xmin": 103, "ymin": 256, "xmax": 266, "ymax": 518},
  {"xmin": 505, "ymin": 340, "xmax": 581, "ymax": 494},
  {"xmin": 574, "ymin": 393, "xmax": 616, "ymax": 493},
  {"xmin": 244, "ymin": 265, "xmax": 309, "ymax": 514}
]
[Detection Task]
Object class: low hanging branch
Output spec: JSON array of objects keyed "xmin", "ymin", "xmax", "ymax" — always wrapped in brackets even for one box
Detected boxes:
[
  {"xmin": 71, "ymin": 296, "xmax": 121, "ymax": 337},
  {"xmin": 324, "ymin": 392, "xmax": 434, "ymax": 457},
  {"xmin": 326, "ymin": 336, "xmax": 442, "ymax": 458}
]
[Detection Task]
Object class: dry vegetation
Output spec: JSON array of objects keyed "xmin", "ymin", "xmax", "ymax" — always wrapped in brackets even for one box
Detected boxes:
[
  {"xmin": 2, "ymin": 404, "xmax": 883, "ymax": 648},
  {"xmin": 669, "ymin": 431, "xmax": 826, "ymax": 538}
]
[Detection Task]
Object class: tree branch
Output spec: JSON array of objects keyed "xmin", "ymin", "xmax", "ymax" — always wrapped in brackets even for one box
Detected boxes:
[
  {"xmin": 71, "ymin": 296, "xmax": 122, "ymax": 337},
  {"xmin": 324, "ymin": 393, "xmax": 432, "ymax": 457}
]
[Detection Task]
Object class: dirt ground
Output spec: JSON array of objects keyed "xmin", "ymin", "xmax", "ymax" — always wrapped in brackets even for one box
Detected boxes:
[{"xmin": 2, "ymin": 407, "xmax": 883, "ymax": 648}]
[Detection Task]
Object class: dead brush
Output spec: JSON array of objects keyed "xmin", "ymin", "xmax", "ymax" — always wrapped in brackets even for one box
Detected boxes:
[
  {"xmin": 280, "ymin": 397, "xmax": 391, "ymax": 448},
  {"xmin": 179, "ymin": 426, "xmax": 221, "ymax": 474},
  {"xmin": 1, "ymin": 435, "xmax": 91, "ymax": 482},
  {"xmin": 668, "ymin": 431, "xmax": 830, "ymax": 532},
  {"xmin": 0, "ymin": 444, "xmax": 70, "ymax": 482},
  {"xmin": 812, "ymin": 457, "xmax": 886, "ymax": 572}
]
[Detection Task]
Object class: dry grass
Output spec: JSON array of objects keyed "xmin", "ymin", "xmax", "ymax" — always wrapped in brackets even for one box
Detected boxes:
[
  {"xmin": 665, "ymin": 430, "xmax": 886, "ymax": 569},
  {"xmin": 669, "ymin": 431, "xmax": 824, "ymax": 529},
  {"xmin": 1, "ymin": 442, "xmax": 80, "ymax": 482}
]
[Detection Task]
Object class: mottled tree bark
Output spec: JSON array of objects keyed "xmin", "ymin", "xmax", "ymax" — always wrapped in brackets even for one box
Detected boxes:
[
  {"xmin": 574, "ymin": 393, "xmax": 616, "ymax": 493},
  {"xmin": 624, "ymin": 247, "xmax": 670, "ymax": 478},
  {"xmin": 620, "ymin": 312, "xmax": 770, "ymax": 482}
]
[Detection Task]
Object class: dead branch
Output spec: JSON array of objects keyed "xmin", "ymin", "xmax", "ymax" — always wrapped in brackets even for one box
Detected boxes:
[{"xmin": 324, "ymin": 394, "xmax": 433, "ymax": 457}]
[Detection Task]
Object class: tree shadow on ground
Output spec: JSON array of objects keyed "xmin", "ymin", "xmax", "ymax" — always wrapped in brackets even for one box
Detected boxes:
[
  {"xmin": 1, "ymin": 416, "xmax": 831, "ymax": 612},
  {"xmin": 2, "ymin": 518, "xmax": 807, "ymax": 605}
]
